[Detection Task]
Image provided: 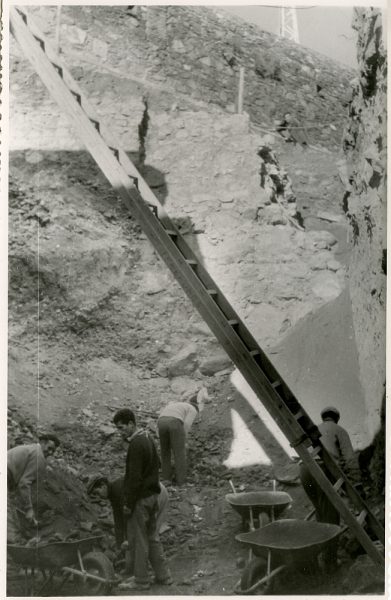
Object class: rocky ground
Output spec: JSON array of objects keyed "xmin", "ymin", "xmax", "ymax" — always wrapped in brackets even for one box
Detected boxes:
[{"xmin": 7, "ymin": 381, "xmax": 384, "ymax": 597}]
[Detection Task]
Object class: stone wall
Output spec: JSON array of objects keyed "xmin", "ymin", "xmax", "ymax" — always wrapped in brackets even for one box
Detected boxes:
[
  {"xmin": 11, "ymin": 5, "xmax": 353, "ymax": 149},
  {"xmin": 342, "ymin": 8, "xmax": 386, "ymax": 436}
]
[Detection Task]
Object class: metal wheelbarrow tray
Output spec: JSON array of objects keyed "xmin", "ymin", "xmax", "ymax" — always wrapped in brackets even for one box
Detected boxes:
[
  {"xmin": 8, "ymin": 536, "xmax": 115, "ymax": 595},
  {"xmin": 235, "ymin": 519, "xmax": 343, "ymax": 594},
  {"xmin": 236, "ymin": 518, "xmax": 342, "ymax": 564},
  {"xmin": 226, "ymin": 490, "xmax": 292, "ymax": 521}
]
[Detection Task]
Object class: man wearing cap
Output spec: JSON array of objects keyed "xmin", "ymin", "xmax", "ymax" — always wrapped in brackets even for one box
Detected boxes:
[
  {"xmin": 157, "ymin": 394, "xmax": 200, "ymax": 486},
  {"xmin": 299, "ymin": 407, "xmax": 361, "ymax": 571},
  {"xmin": 87, "ymin": 475, "xmax": 170, "ymax": 549},
  {"xmin": 7, "ymin": 434, "xmax": 60, "ymax": 542}
]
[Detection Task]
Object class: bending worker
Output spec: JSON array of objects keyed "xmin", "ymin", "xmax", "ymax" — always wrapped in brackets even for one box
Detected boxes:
[
  {"xmin": 87, "ymin": 475, "xmax": 169, "ymax": 549},
  {"xmin": 157, "ymin": 393, "xmax": 202, "ymax": 486},
  {"xmin": 7, "ymin": 433, "xmax": 60, "ymax": 542}
]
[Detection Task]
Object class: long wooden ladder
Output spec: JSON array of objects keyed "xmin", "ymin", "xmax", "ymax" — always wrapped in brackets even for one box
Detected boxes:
[{"xmin": 10, "ymin": 6, "xmax": 385, "ymax": 569}]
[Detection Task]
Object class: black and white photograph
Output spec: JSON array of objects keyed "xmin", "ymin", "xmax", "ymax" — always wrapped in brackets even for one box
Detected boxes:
[{"xmin": 4, "ymin": 1, "xmax": 387, "ymax": 596}]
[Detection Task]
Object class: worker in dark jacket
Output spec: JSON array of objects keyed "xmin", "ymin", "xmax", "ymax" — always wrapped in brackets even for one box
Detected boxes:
[
  {"xmin": 113, "ymin": 408, "xmax": 172, "ymax": 591},
  {"xmin": 299, "ymin": 406, "xmax": 361, "ymax": 571}
]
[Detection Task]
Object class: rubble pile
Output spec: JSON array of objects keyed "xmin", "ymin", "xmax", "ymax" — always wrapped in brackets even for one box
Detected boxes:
[{"xmin": 257, "ymin": 143, "xmax": 299, "ymax": 227}]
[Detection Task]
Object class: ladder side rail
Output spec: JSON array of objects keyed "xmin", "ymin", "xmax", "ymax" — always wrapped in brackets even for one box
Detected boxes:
[
  {"xmin": 11, "ymin": 7, "xmax": 165, "ymax": 214},
  {"xmin": 172, "ymin": 235, "xmax": 317, "ymax": 428},
  {"xmin": 10, "ymin": 8, "xmax": 138, "ymax": 197},
  {"xmin": 121, "ymin": 193, "xmax": 310, "ymax": 445},
  {"xmin": 11, "ymin": 6, "xmax": 384, "ymax": 563},
  {"xmin": 318, "ymin": 447, "xmax": 385, "ymax": 543},
  {"xmin": 10, "ymin": 6, "xmax": 317, "ymax": 440},
  {"xmin": 298, "ymin": 447, "xmax": 384, "ymax": 567}
]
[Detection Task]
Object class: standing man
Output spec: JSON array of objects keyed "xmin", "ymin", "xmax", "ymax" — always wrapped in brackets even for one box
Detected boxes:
[
  {"xmin": 157, "ymin": 394, "xmax": 200, "ymax": 486},
  {"xmin": 113, "ymin": 408, "xmax": 172, "ymax": 591},
  {"xmin": 7, "ymin": 433, "xmax": 60, "ymax": 543},
  {"xmin": 299, "ymin": 406, "xmax": 361, "ymax": 571}
]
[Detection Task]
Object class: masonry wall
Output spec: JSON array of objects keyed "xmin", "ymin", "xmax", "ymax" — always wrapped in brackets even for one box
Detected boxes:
[
  {"xmin": 11, "ymin": 5, "xmax": 353, "ymax": 149},
  {"xmin": 342, "ymin": 8, "xmax": 387, "ymax": 436}
]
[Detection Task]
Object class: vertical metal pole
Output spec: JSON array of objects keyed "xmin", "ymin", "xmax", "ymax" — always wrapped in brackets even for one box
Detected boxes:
[
  {"xmin": 237, "ymin": 67, "xmax": 245, "ymax": 114},
  {"xmin": 55, "ymin": 6, "xmax": 62, "ymax": 54}
]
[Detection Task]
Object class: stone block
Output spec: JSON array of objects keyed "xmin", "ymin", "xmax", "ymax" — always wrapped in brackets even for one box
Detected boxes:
[
  {"xmin": 91, "ymin": 38, "xmax": 108, "ymax": 60},
  {"xmin": 61, "ymin": 24, "xmax": 87, "ymax": 45},
  {"xmin": 167, "ymin": 343, "xmax": 199, "ymax": 377},
  {"xmin": 199, "ymin": 352, "xmax": 231, "ymax": 376},
  {"xmin": 311, "ymin": 272, "xmax": 343, "ymax": 301},
  {"xmin": 172, "ymin": 39, "xmax": 186, "ymax": 53}
]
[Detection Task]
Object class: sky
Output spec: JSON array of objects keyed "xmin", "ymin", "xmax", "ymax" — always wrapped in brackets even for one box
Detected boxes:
[{"xmin": 222, "ymin": 6, "xmax": 358, "ymax": 68}]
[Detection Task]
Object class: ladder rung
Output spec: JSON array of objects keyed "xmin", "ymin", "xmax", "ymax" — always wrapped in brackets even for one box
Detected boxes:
[
  {"xmin": 165, "ymin": 229, "xmax": 178, "ymax": 237},
  {"xmin": 310, "ymin": 445, "xmax": 322, "ymax": 457},
  {"xmin": 228, "ymin": 320, "xmax": 239, "ymax": 327},
  {"xmin": 186, "ymin": 259, "xmax": 198, "ymax": 266},
  {"xmin": 357, "ymin": 510, "xmax": 368, "ymax": 525},
  {"xmin": 271, "ymin": 380, "xmax": 282, "ymax": 389},
  {"xmin": 33, "ymin": 34, "xmax": 45, "ymax": 50},
  {"xmin": 108, "ymin": 145, "xmax": 119, "ymax": 159},
  {"xmin": 250, "ymin": 350, "xmax": 260, "ymax": 357},
  {"xmin": 333, "ymin": 478, "xmax": 345, "ymax": 492},
  {"xmin": 148, "ymin": 203, "xmax": 158, "ymax": 215},
  {"xmin": 294, "ymin": 409, "xmax": 305, "ymax": 419},
  {"xmin": 88, "ymin": 117, "xmax": 100, "ymax": 132},
  {"xmin": 207, "ymin": 289, "xmax": 218, "ymax": 296},
  {"xmin": 71, "ymin": 89, "xmax": 82, "ymax": 105}
]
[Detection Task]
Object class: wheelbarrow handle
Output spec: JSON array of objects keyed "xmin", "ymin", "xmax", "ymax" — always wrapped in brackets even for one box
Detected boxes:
[
  {"xmin": 62, "ymin": 566, "xmax": 114, "ymax": 584},
  {"xmin": 229, "ymin": 479, "xmax": 237, "ymax": 494},
  {"xmin": 233, "ymin": 564, "xmax": 286, "ymax": 594}
]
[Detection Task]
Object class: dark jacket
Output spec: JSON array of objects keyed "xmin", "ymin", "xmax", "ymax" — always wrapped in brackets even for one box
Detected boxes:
[{"xmin": 123, "ymin": 430, "xmax": 160, "ymax": 512}]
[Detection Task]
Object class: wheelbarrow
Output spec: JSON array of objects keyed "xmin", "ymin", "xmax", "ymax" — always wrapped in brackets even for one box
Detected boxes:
[
  {"xmin": 225, "ymin": 490, "xmax": 292, "ymax": 530},
  {"xmin": 234, "ymin": 519, "xmax": 343, "ymax": 594},
  {"xmin": 7, "ymin": 535, "xmax": 115, "ymax": 596}
]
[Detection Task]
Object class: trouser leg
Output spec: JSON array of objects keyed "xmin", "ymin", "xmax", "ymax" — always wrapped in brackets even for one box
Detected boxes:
[
  {"xmin": 127, "ymin": 496, "xmax": 171, "ymax": 584},
  {"xmin": 127, "ymin": 502, "xmax": 150, "ymax": 584},
  {"xmin": 170, "ymin": 420, "xmax": 187, "ymax": 485},
  {"xmin": 146, "ymin": 496, "xmax": 171, "ymax": 581},
  {"xmin": 299, "ymin": 464, "xmax": 323, "ymax": 520},
  {"xmin": 7, "ymin": 491, "xmax": 21, "ymax": 544},
  {"xmin": 157, "ymin": 485, "xmax": 169, "ymax": 534},
  {"xmin": 300, "ymin": 464, "xmax": 340, "ymax": 568},
  {"xmin": 158, "ymin": 418, "xmax": 173, "ymax": 481}
]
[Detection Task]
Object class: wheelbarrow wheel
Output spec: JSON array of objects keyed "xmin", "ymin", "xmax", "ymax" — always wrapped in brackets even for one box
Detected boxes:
[
  {"xmin": 240, "ymin": 557, "xmax": 274, "ymax": 595},
  {"xmin": 80, "ymin": 551, "xmax": 114, "ymax": 595}
]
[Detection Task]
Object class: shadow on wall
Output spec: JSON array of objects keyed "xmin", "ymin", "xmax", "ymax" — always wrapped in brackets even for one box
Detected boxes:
[{"xmin": 138, "ymin": 163, "xmax": 206, "ymax": 269}]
